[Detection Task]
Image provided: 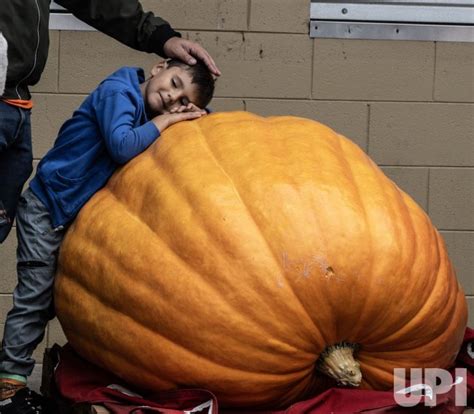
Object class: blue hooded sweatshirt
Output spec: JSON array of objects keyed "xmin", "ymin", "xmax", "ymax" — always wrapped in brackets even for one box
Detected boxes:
[{"xmin": 30, "ymin": 67, "xmax": 160, "ymax": 228}]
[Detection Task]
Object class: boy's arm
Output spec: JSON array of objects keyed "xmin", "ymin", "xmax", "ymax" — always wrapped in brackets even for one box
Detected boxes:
[
  {"xmin": 54, "ymin": 0, "xmax": 178, "ymax": 57},
  {"xmin": 96, "ymin": 92, "xmax": 205, "ymax": 165},
  {"xmin": 96, "ymin": 91, "xmax": 161, "ymax": 164}
]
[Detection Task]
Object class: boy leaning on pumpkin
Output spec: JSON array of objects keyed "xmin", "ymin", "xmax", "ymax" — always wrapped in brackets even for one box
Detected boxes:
[{"xmin": 0, "ymin": 59, "xmax": 215, "ymax": 412}]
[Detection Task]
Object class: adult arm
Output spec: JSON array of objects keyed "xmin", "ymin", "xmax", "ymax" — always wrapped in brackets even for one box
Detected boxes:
[
  {"xmin": 55, "ymin": 0, "xmax": 221, "ymax": 75},
  {"xmin": 55, "ymin": 0, "xmax": 178, "ymax": 57}
]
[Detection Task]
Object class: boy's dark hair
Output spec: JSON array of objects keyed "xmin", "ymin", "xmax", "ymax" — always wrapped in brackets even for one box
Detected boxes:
[{"xmin": 167, "ymin": 59, "xmax": 215, "ymax": 109}]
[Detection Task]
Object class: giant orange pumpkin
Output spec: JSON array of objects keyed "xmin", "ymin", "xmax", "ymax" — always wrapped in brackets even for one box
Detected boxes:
[{"xmin": 55, "ymin": 112, "xmax": 467, "ymax": 409}]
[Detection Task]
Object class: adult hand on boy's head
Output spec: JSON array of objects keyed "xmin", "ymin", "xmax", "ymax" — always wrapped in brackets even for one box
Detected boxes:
[{"xmin": 163, "ymin": 37, "xmax": 221, "ymax": 77}]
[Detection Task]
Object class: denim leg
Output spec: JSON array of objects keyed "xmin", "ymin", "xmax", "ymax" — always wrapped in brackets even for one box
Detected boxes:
[
  {"xmin": 0, "ymin": 188, "xmax": 65, "ymax": 377},
  {"xmin": 0, "ymin": 101, "xmax": 33, "ymax": 243}
]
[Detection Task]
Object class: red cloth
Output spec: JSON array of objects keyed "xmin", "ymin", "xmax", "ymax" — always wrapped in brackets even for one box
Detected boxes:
[
  {"xmin": 52, "ymin": 348, "xmax": 218, "ymax": 413},
  {"xmin": 54, "ymin": 328, "xmax": 473, "ymax": 413}
]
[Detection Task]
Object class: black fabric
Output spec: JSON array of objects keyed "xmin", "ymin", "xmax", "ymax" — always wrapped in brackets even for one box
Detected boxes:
[
  {"xmin": 0, "ymin": 387, "xmax": 51, "ymax": 414},
  {"xmin": 0, "ymin": 0, "xmax": 180, "ymax": 100}
]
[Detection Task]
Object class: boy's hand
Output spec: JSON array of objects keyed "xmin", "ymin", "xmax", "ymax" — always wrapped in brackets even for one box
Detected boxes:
[
  {"xmin": 152, "ymin": 105, "xmax": 206, "ymax": 133},
  {"xmin": 169, "ymin": 103, "xmax": 206, "ymax": 115}
]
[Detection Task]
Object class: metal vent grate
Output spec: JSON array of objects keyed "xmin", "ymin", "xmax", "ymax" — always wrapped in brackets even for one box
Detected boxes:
[{"xmin": 310, "ymin": 1, "xmax": 474, "ymax": 42}]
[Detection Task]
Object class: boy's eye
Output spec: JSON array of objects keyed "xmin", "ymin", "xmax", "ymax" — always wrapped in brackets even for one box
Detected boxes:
[{"xmin": 172, "ymin": 78, "xmax": 177, "ymax": 88}]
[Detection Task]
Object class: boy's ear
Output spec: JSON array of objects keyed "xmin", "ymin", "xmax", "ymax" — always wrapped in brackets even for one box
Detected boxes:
[{"xmin": 150, "ymin": 60, "xmax": 168, "ymax": 77}]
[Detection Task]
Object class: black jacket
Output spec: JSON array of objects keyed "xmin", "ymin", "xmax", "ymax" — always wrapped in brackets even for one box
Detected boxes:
[{"xmin": 0, "ymin": 0, "xmax": 180, "ymax": 100}]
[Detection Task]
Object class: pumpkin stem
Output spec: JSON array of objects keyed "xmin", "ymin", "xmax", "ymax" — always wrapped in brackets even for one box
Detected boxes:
[{"xmin": 316, "ymin": 342, "xmax": 362, "ymax": 387}]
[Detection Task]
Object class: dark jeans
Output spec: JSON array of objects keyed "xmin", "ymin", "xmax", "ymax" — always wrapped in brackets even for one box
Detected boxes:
[{"xmin": 0, "ymin": 100, "xmax": 33, "ymax": 243}]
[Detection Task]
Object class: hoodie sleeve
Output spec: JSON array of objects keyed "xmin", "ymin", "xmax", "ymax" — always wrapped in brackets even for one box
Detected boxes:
[
  {"xmin": 55, "ymin": 0, "xmax": 180, "ymax": 57},
  {"xmin": 94, "ymin": 90, "xmax": 160, "ymax": 164}
]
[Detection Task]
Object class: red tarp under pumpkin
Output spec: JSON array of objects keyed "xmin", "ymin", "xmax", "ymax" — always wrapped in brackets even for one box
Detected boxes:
[{"xmin": 51, "ymin": 328, "xmax": 473, "ymax": 414}]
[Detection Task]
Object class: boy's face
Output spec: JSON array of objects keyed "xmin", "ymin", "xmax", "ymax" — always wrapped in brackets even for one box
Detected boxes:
[{"xmin": 143, "ymin": 61, "xmax": 200, "ymax": 116}]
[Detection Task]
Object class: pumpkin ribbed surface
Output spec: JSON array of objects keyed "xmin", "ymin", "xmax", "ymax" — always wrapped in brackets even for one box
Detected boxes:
[{"xmin": 55, "ymin": 111, "xmax": 467, "ymax": 409}]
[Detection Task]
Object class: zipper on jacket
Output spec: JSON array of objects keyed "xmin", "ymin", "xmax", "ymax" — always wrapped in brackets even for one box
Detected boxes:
[{"xmin": 15, "ymin": 0, "xmax": 42, "ymax": 99}]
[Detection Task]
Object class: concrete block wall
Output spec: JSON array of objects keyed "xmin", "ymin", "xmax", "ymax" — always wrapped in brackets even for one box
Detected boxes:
[{"xmin": 0, "ymin": 0, "xmax": 473, "ymax": 386}]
